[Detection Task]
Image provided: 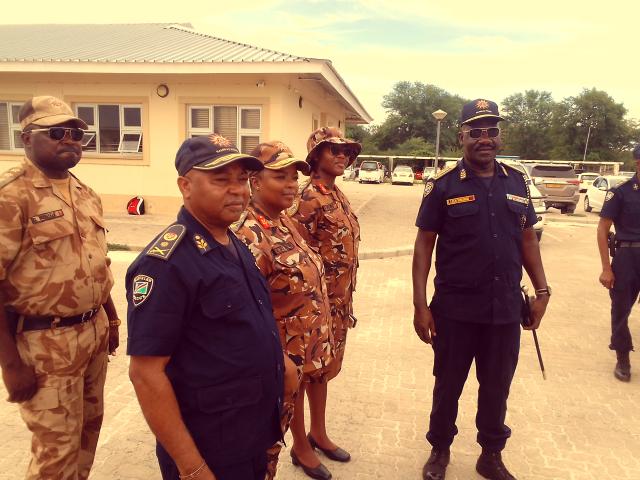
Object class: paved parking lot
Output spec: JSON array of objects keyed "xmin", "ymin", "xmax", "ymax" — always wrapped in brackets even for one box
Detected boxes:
[{"xmin": 0, "ymin": 180, "xmax": 638, "ymax": 479}]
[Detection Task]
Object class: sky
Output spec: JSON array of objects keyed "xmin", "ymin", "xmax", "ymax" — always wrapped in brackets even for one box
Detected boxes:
[{"xmin": 2, "ymin": 0, "xmax": 638, "ymax": 124}]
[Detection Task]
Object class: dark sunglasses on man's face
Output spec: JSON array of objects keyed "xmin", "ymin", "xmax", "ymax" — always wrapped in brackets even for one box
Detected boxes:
[
  {"xmin": 329, "ymin": 144, "xmax": 356, "ymax": 159},
  {"xmin": 27, "ymin": 127, "xmax": 85, "ymax": 142},
  {"xmin": 464, "ymin": 127, "xmax": 500, "ymax": 139}
]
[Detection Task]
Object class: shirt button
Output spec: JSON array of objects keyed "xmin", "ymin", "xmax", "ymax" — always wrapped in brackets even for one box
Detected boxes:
[
  {"xmin": 489, "ymin": 193, "xmax": 493, "ymax": 197},
  {"xmin": 88, "ymin": 254, "xmax": 93, "ymax": 259},
  {"xmin": 491, "ymin": 212, "xmax": 496, "ymax": 217},
  {"xmin": 493, "ymin": 234, "xmax": 498, "ymax": 238},
  {"xmin": 258, "ymin": 299, "xmax": 263, "ymax": 305},
  {"xmin": 494, "ymin": 276, "xmax": 500, "ymax": 281}
]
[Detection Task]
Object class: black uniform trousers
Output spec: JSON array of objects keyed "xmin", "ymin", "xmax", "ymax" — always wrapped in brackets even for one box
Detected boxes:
[
  {"xmin": 427, "ymin": 317, "xmax": 521, "ymax": 452},
  {"xmin": 609, "ymin": 246, "xmax": 640, "ymax": 353}
]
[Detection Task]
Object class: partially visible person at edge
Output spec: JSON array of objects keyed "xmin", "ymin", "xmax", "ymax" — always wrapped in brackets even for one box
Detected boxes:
[
  {"xmin": 0, "ymin": 96, "xmax": 120, "ymax": 480},
  {"xmin": 126, "ymin": 134, "xmax": 284, "ymax": 480},
  {"xmin": 233, "ymin": 141, "xmax": 334, "ymax": 480},
  {"xmin": 288, "ymin": 127, "xmax": 361, "ymax": 475},
  {"xmin": 412, "ymin": 99, "xmax": 550, "ymax": 480},
  {"xmin": 597, "ymin": 143, "xmax": 640, "ymax": 382}
]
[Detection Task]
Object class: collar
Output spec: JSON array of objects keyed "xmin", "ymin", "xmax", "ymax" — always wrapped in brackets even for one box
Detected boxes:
[
  {"xmin": 177, "ymin": 206, "xmax": 224, "ymax": 255},
  {"xmin": 458, "ymin": 158, "xmax": 505, "ymax": 181},
  {"xmin": 248, "ymin": 203, "xmax": 290, "ymax": 233},
  {"xmin": 22, "ymin": 157, "xmax": 85, "ymax": 191},
  {"xmin": 311, "ymin": 177, "xmax": 333, "ymax": 195}
]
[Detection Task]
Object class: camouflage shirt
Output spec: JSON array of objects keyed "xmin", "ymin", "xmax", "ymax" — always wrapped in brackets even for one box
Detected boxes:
[
  {"xmin": 233, "ymin": 203, "xmax": 333, "ymax": 374},
  {"xmin": 0, "ymin": 158, "xmax": 113, "ymax": 316},
  {"xmin": 289, "ymin": 179, "xmax": 360, "ymax": 317}
]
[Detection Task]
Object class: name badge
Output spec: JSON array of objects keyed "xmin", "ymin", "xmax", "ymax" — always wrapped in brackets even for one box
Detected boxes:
[
  {"xmin": 322, "ymin": 202, "xmax": 338, "ymax": 213},
  {"xmin": 272, "ymin": 241, "xmax": 295, "ymax": 256},
  {"xmin": 31, "ymin": 209, "xmax": 64, "ymax": 224},
  {"xmin": 446, "ymin": 195, "xmax": 476, "ymax": 206},
  {"xmin": 506, "ymin": 194, "xmax": 529, "ymax": 205}
]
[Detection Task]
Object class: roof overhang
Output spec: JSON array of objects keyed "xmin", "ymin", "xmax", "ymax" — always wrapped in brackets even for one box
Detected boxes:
[{"xmin": 0, "ymin": 59, "xmax": 372, "ymax": 124}]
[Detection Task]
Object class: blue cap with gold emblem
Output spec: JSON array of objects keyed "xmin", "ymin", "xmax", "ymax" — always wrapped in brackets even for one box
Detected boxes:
[
  {"xmin": 175, "ymin": 134, "xmax": 263, "ymax": 176},
  {"xmin": 460, "ymin": 99, "xmax": 504, "ymax": 126}
]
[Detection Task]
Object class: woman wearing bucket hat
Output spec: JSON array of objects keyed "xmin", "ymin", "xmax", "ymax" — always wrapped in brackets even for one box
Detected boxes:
[
  {"xmin": 233, "ymin": 141, "xmax": 335, "ymax": 480},
  {"xmin": 288, "ymin": 127, "xmax": 361, "ymax": 468}
]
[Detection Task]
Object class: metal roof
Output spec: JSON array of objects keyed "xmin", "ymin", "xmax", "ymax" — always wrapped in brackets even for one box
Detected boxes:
[{"xmin": 0, "ymin": 23, "xmax": 310, "ymax": 63}]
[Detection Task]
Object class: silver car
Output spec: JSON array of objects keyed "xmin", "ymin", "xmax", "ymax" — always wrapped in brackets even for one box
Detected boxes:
[{"xmin": 526, "ymin": 163, "xmax": 580, "ymax": 214}]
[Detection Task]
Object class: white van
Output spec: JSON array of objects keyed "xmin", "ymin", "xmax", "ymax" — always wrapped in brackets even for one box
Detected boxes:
[{"xmin": 358, "ymin": 161, "xmax": 385, "ymax": 184}]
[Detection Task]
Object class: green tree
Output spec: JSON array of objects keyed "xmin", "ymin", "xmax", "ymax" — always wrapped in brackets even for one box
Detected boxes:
[{"xmin": 500, "ymin": 90, "xmax": 556, "ymax": 159}]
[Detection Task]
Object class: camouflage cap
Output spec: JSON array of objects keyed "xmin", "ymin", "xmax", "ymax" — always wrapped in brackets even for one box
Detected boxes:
[
  {"xmin": 251, "ymin": 141, "xmax": 310, "ymax": 175},
  {"xmin": 175, "ymin": 134, "xmax": 263, "ymax": 176},
  {"xmin": 19, "ymin": 96, "xmax": 88, "ymax": 130},
  {"xmin": 305, "ymin": 126, "xmax": 362, "ymax": 167},
  {"xmin": 460, "ymin": 99, "xmax": 504, "ymax": 126}
]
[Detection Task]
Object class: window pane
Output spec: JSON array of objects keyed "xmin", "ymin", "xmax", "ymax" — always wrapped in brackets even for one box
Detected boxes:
[
  {"xmin": 123, "ymin": 107, "xmax": 141, "ymax": 127},
  {"xmin": 191, "ymin": 108, "xmax": 210, "ymax": 129},
  {"xmin": 98, "ymin": 105, "xmax": 120, "ymax": 153},
  {"xmin": 214, "ymin": 106, "xmax": 238, "ymax": 145},
  {"xmin": 0, "ymin": 103, "xmax": 9, "ymax": 150},
  {"xmin": 241, "ymin": 135, "xmax": 260, "ymax": 154},
  {"xmin": 13, "ymin": 130, "xmax": 24, "ymax": 149},
  {"xmin": 82, "ymin": 131, "xmax": 97, "ymax": 152},
  {"xmin": 241, "ymin": 108, "xmax": 260, "ymax": 130},
  {"xmin": 10, "ymin": 104, "xmax": 21, "ymax": 124},
  {"xmin": 119, "ymin": 133, "xmax": 142, "ymax": 153},
  {"xmin": 77, "ymin": 106, "xmax": 95, "ymax": 126}
]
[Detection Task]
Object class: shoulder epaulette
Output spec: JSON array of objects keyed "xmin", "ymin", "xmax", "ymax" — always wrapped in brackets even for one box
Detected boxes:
[
  {"xmin": 0, "ymin": 167, "xmax": 25, "ymax": 189},
  {"xmin": 500, "ymin": 162, "xmax": 526, "ymax": 177},
  {"xmin": 146, "ymin": 224, "xmax": 186, "ymax": 260},
  {"xmin": 230, "ymin": 210, "xmax": 249, "ymax": 232},
  {"xmin": 286, "ymin": 178, "xmax": 313, "ymax": 217},
  {"xmin": 433, "ymin": 166, "xmax": 456, "ymax": 181}
]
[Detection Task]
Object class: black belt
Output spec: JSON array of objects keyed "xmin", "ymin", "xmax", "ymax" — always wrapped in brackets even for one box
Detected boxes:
[
  {"xmin": 16, "ymin": 308, "xmax": 99, "ymax": 332},
  {"xmin": 617, "ymin": 241, "xmax": 640, "ymax": 248}
]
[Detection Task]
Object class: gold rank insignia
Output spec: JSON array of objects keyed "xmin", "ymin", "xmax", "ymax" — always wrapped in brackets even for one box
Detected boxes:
[
  {"xmin": 605, "ymin": 191, "xmax": 614, "ymax": 201},
  {"xmin": 446, "ymin": 195, "xmax": 476, "ymax": 205},
  {"xmin": 459, "ymin": 169, "xmax": 467, "ymax": 180},
  {"xmin": 193, "ymin": 234, "xmax": 209, "ymax": 253},
  {"xmin": 476, "ymin": 99, "xmax": 490, "ymax": 110},
  {"xmin": 146, "ymin": 224, "xmax": 186, "ymax": 260},
  {"xmin": 634, "ymin": 183, "xmax": 638, "ymax": 191}
]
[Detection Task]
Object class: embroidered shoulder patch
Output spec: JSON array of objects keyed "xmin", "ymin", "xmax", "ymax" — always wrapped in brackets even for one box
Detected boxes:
[
  {"xmin": 506, "ymin": 194, "xmax": 529, "ymax": 205},
  {"xmin": 423, "ymin": 180, "xmax": 434, "ymax": 197},
  {"xmin": 446, "ymin": 195, "xmax": 476, "ymax": 206},
  {"xmin": 132, "ymin": 274, "xmax": 154, "ymax": 307},
  {"xmin": 31, "ymin": 209, "xmax": 64, "ymax": 224},
  {"xmin": 146, "ymin": 224, "xmax": 186, "ymax": 260},
  {"xmin": 605, "ymin": 191, "xmax": 614, "ymax": 202}
]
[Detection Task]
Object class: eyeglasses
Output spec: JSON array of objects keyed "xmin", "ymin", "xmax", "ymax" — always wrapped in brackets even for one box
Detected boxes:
[
  {"xmin": 26, "ymin": 127, "xmax": 85, "ymax": 142},
  {"xmin": 464, "ymin": 127, "xmax": 500, "ymax": 139},
  {"xmin": 329, "ymin": 144, "xmax": 357, "ymax": 159}
]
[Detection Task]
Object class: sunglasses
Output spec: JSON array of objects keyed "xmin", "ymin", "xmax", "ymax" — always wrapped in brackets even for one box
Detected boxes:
[
  {"xmin": 27, "ymin": 127, "xmax": 85, "ymax": 142},
  {"xmin": 328, "ymin": 144, "xmax": 357, "ymax": 159},
  {"xmin": 464, "ymin": 127, "xmax": 500, "ymax": 139}
]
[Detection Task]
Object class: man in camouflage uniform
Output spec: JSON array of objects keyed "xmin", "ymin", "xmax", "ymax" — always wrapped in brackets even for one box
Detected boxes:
[
  {"xmin": 234, "ymin": 141, "xmax": 334, "ymax": 480},
  {"xmin": 0, "ymin": 96, "xmax": 120, "ymax": 479}
]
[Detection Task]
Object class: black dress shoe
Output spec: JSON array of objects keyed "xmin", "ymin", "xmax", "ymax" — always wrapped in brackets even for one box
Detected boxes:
[
  {"xmin": 422, "ymin": 448, "xmax": 450, "ymax": 480},
  {"xmin": 476, "ymin": 451, "xmax": 516, "ymax": 480},
  {"xmin": 290, "ymin": 448, "xmax": 332, "ymax": 480},
  {"xmin": 307, "ymin": 433, "xmax": 351, "ymax": 462},
  {"xmin": 614, "ymin": 351, "xmax": 631, "ymax": 382}
]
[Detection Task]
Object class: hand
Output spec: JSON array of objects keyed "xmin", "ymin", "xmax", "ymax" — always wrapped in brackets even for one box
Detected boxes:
[
  {"xmin": 524, "ymin": 295, "xmax": 549, "ymax": 330},
  {"xmin": 108, "ymin": 326, "xmax": 120, "ymax": 355},
  {"xmin": 413, "ymin": 306, "xmax": 436, "ymax": 344},
  {"xmin": 599, "ymin": 269, "xmax": 615, "ymax": 289},
  {"xmin": 282, "ymin": 355, "xmax": 300, "ymax": 400},
  {"xmin": 2, "ymin": 361, "xmax": 38, "ymax": 403}
]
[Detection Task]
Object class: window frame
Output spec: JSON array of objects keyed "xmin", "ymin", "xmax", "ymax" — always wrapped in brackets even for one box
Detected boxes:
[
  {"xmin": 74, "ymin": 103, "xmax": 143, "ymax": 155},
  {"xmin": 0, "ymin": 101, "xmax": 26, "ymax": 152}
]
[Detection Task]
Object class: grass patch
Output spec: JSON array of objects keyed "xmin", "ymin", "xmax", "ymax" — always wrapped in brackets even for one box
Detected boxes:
[{"xmin": 108, "ymin": 243, "xmax": 131, "ymax": 251}]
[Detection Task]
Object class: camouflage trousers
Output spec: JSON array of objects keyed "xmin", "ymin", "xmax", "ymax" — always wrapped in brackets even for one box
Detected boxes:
[
  {"xmin": 326, "ymin": 310, "xmax": 351, "ymax": 381},
  {"xmin": 15, "ymin": 309, "xmax": 109, "ymax": 480}
]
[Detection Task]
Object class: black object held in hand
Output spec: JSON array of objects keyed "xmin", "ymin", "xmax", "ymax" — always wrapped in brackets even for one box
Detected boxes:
[{"xmin": 520, "ymin": 286, "xmax": 547, "ymax": 380}]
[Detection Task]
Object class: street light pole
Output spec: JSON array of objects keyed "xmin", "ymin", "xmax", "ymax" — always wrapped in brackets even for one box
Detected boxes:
[
  {"xmin": 432, "ymin": 109, "xmax": 447, "ymax": 173},
  {"xmin": 583, "ymin": 124, "xmax": 592, "ymax": 162}
]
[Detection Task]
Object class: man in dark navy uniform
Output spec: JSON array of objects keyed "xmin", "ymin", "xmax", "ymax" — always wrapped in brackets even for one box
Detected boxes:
[
  {"xmin": 412, "ymin": 100, "xmax": 550, "ymax": 480},
  {"xmin": 597, "ymin": 144, "xmax": 640, "ymax": 382},
  {"xmin": 126, "ymin": 134, "xmax": 284, "ymax": 480}
]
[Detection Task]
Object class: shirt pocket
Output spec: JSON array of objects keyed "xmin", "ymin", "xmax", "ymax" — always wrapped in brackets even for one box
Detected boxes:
[
  {"xmin": 200, "ymin": 288, "xmax": 245, "ymax": 321},
  {"xmin": 506, "ymin": 201, "xmax": 527, "ymax": 232},
  {"xmin": 89, "ymin": 215, "xmax": 108, "ymax": 253},
  {"xmin": 27, "ymin": 218, "xmax": 75, "ymax": 266}
]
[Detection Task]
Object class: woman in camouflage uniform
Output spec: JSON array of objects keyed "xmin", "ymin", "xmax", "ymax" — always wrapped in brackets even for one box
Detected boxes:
[
  {"xmin": 233, "ymin": 141, "xmax": 334, "ymax": 480},
  {"xmin": 288, "ymin": 127, "xmax": 361, "ymax": 469}
]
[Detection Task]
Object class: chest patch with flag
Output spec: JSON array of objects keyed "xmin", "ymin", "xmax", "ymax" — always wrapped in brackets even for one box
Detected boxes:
[
  {"xmin": 506, "ymin": 194, "xmax": 529, "ymax": 205},
  {"xmin": 446, "ymin": 195, "xmax": 476, "ymax": 206},
  {"xmin": 132, "ymin": 274, "xmax": 154, "ymax": 307}
]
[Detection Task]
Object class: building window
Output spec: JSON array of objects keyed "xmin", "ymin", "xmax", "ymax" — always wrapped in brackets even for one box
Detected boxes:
[
  {"xmin": 74, "ymin": 104, "xmax": 143, "ymax": 154},
  {"xmin": 187, "ymin": 105, "xmax": 261, "ymax": 154},
  {"xmin": 0, "ymin": 101, "xmax": 25, "ymax": 151}
]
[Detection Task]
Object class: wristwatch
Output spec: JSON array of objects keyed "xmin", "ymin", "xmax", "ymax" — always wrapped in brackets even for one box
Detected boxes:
[{"xmin": 535, "ymin": 286, "xmax": 552, "ymax": 297}]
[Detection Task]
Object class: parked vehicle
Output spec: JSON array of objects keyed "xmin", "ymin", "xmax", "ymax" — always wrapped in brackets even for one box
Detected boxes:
[
  {"xmin": 526, "ymin": 163, "xmax": 580, "ymax": 214},
  {"xmin": 414, "ymin": 169, "xmax": 423, "ymax": 181},
  {"xmin": 342, "ymin": 165, "xmax": 357, "ymax": 181},
  {"xmin": 578, "ymin": 172, "xmax": 599, "ymax": 193},
  {"xmin": 391, "ymin": 165, "xmax": 414, "ymax": 185},
  {"xmin": 583, "ymin": 175, "xmax": 629, "ymax": 213},
  {"xmin": 620, "ymin": 171, "xmax": 635, "ymax": 178},
  {"xmin": 358, "ymin": 160, "xmax": 385, "ymax": 184},
  {"xmin": 501, "ymin": 160, "xmax": 547, "ymax": 240}
]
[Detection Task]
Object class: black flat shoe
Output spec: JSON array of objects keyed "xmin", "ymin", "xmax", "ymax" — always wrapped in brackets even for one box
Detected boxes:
[
  {"xmin": 307, "ymin": 433, "xmax": 351, "ymax": 462},
  {"xmin": 422, "ymin": 448, "xmax": 450, "ymax": 480},
  {"xmin": 290, "ymin": 448, "xmax": 332, "ymax": 480}
]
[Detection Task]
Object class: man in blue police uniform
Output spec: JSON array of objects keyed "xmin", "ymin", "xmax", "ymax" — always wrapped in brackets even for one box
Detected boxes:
[
  {"xmin": 412, "ymin": 99, "xmax": 550, "ymax": 480},
  {"xmin": 126, "ymin": 134, "xmax": 284, "ymax": 480},
  {"xmin": 597, "ymin": 144, "xmax": 640, "ymax": 382}
]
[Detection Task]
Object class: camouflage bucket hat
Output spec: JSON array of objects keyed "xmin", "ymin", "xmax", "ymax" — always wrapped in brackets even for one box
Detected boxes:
[
  {"xmin": 251, "ymin": 141, "xmax": 310, "ymax": 176},
  {"xmin": 19, "ymin": 96, "xmax": 88, "ymax": 130},
  {"xmin": 175, "ymin": 134, "xmax": 263, "ymax": 176},
  {"xmin": 305, "ymin": 126, "xmax": 362, "ymax": 167}
]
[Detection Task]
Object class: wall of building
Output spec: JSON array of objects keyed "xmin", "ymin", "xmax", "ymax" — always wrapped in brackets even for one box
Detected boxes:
[{"xmin": 0, "ymin": 72, "xmax": 347, "ymax": 213}]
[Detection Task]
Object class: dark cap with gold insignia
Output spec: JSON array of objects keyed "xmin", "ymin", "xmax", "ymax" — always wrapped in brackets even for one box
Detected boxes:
[
  {"xmin": 460, "ymin": 99, "xmax": 504, "ymax": 126},
  {"xmin": 175, "ymin": 134, "xmax": 263, "ymax": 176}
]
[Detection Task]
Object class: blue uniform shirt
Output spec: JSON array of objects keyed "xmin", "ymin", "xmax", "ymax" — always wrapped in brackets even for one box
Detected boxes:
[
  {"xmin": 600, "ymin": 175, "xmax": 640, "ymax": 241},
  {"xmin": 126, "ymin": 206, "xmax": 284, "ymax": 467},
  {"xmin": 415, "ymin": 159, "xmax": 537, "ymax": 324}
]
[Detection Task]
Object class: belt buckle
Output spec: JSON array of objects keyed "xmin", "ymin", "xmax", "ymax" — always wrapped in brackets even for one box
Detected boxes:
[{"xmin": 81, "ymin": 309, "xmax": 96, "ymax": 322}]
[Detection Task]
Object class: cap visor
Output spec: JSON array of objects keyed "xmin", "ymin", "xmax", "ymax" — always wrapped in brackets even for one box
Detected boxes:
[
  {"xmin": 305, "ymin": 139, "xmax": 362, "ymax": 166},
  {"xmin": 31, "ymin": 114, "xmax": 88, "ymax": 130},
  {"xmin": 461, "ymin": 114, "xmax": 504, "ymax": 126},
  {"xmin": 193, "ymin": 153, "xmax": 264, "ymax": 172},
  {"xmin": 265, "ymin": 158, "xmax": 310, "ymax": 175}
]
